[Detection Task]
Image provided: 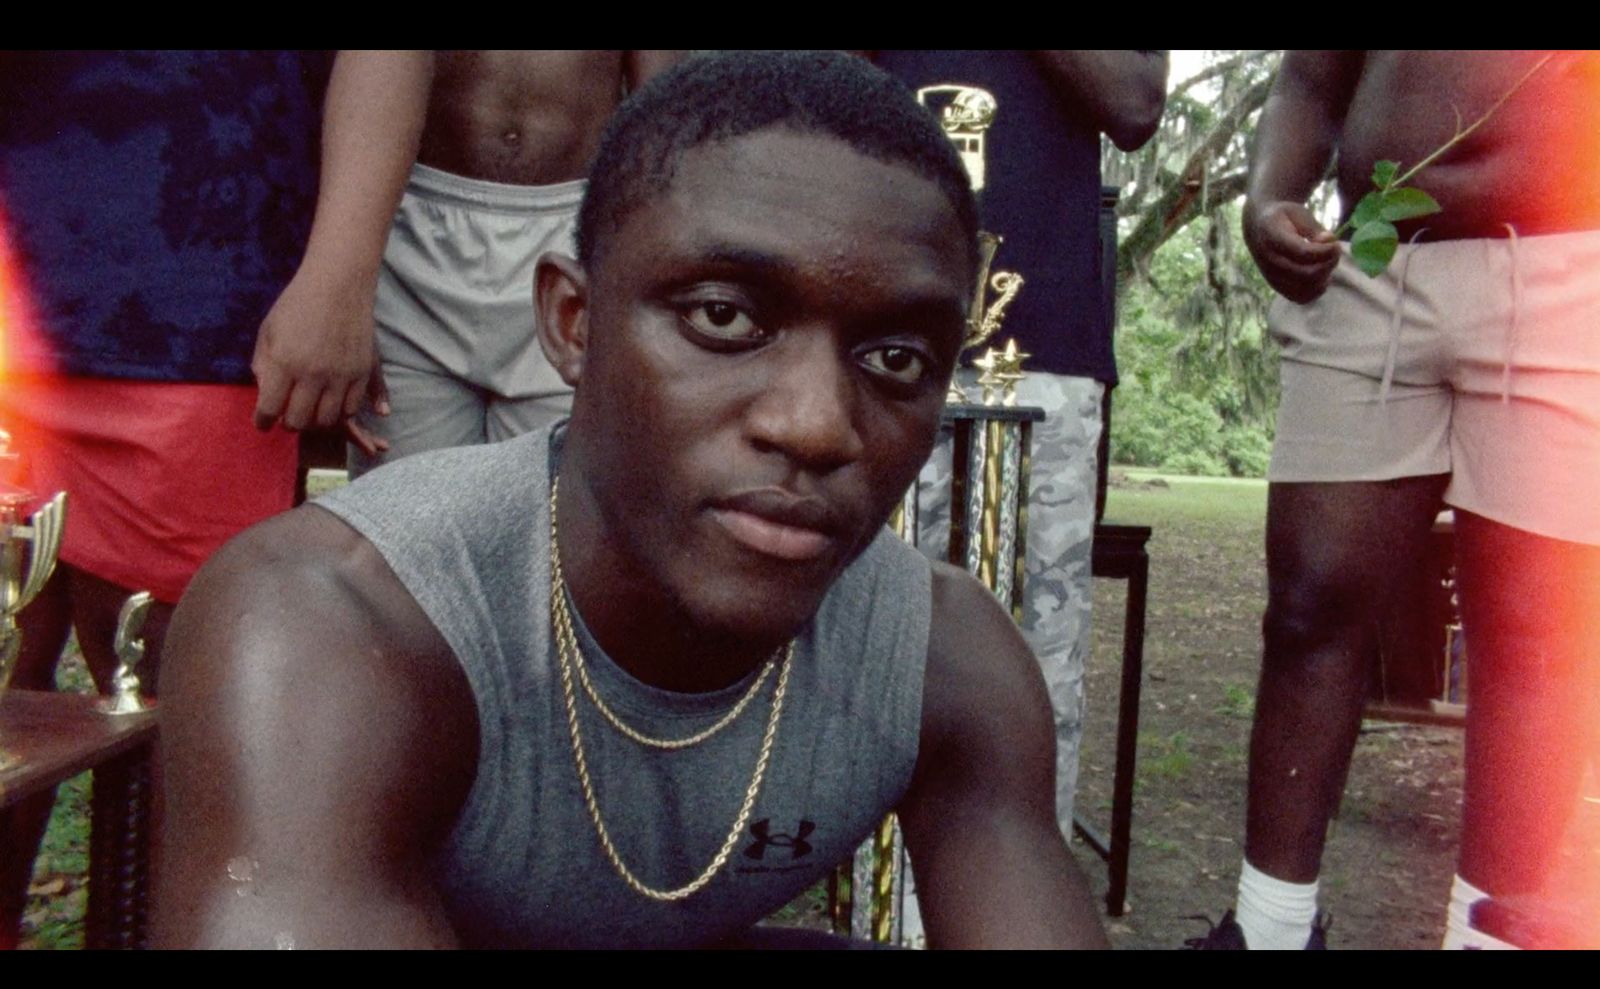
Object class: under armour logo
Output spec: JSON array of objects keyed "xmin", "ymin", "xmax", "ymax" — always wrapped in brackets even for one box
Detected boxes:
[{"xmin": 744, "ymin": 818, "xmax": 815, "ymax": 861}]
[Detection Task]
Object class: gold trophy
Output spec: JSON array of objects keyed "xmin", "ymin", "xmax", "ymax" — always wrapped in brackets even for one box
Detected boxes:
[
  {"xmin": 950, "ymin": 233, "xmax": 1025, "ymax": 404},
  {"xmin": 832, "ymin": 83, "xmax": 1047, "ymax": 946},
  {"xmin": 2, "ymin": 428, "xmax": 68, "ymax": 768}
]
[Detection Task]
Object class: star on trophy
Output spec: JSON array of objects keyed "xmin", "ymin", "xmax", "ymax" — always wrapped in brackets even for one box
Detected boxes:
[
  {"xmin": 2, "ymin": 428, "xmax": 68, "ymax": 767},
  {"xmin": 951, "ymin": 233, "xmax": 1026, "ymax": 404}
]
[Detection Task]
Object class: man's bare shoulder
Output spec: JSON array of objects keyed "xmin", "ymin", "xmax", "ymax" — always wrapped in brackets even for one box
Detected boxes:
[
  {"xmin": 164, "ymin": 502, "xmax": 469, "ymax": 752},
  {"xmin": 153, "ymin": 505, "xmax": 477, "ymax": 947},
  {"xmin": 922, "ymin": 561, "xmax": 1054, "ymax": 740}
]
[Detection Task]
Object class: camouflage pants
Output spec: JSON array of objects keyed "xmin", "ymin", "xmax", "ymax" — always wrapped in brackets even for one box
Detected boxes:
[{"xmin": 917, "ymin": 370, "xmax": 1104, "ymax": 832}]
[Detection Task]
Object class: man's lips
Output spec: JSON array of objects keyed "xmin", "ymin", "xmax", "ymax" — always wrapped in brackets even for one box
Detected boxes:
[{"xmin": 708, "ymin": 489, "xmax": 842, "ymax": 563}]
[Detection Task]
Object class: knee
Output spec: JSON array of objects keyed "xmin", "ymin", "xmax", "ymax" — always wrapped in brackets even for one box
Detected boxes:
[{"xmin": 1261, "ymin": 566, "xmax": 1380, "ymax": 665}]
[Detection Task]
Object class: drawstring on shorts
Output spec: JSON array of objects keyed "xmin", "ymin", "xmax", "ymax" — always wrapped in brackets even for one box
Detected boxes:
[
  {"xmin": 1380, "ymin": 228, "xmax": 1430, "ymax": 404},
  {"xmin": 1501, "ymin": 223, "xmax": 1522, "ymax": 403}
]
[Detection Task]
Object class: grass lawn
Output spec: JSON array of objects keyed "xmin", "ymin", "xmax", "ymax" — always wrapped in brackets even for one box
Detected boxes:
[
  {"xmin": 16, "ymin": 649, "xmax": 96, "ymax": 950},
  {"xmin": 1078, "ymin": 467, "xmax": 1468, "ymax": 949}
]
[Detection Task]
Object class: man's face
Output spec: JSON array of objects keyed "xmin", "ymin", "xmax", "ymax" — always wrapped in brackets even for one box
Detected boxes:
[{"xmin": 567, "ymin": 127, "xmax": 971, "ymax": 643}]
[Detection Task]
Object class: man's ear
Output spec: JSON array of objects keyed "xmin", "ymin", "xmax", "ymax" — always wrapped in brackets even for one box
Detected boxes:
[{"xmin": 535, "ymin": 252, "xmax": 591, "ymax": 387}]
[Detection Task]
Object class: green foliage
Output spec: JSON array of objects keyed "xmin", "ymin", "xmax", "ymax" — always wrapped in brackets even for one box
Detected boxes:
[
  {"xmin": 23, "ymin": 772, "xmax": 91, "ymax": 950},
  {"xmin": 20, "ymin": 644, "xmax": 95, "ymax": 950},
  {"xmin": 1218, "ymin": 682, "xmax": 1256, "ymax": 720},
  {"xmin": 1111, "ymin": 206, "xmax": 1278, "ymax": 478},
  {"xmin": 1140, "ymin": 731, "xmax": 1194, "ymax": 781},
  {"xmin": 1343, "ymin": 161, "xmax": 1441, "ymax": 276},
  {"xmin": 1338, "ymin": 55, "xmax": 1550, "ymax": 278}
]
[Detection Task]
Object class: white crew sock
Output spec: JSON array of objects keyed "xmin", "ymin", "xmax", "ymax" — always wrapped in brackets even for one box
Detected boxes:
[
  {"xmin": 1442, "ymin": 874, "xmax": 1519, "ymax": 950},
  {"xmin": 1235, "ymin": 861, "xmax": 1320, "ymax": 950}
]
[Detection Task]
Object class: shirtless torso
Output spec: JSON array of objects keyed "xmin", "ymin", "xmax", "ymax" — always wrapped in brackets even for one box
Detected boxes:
[
  {"xmin": 1246, "ymin": 50, "xmax": 1600, "ymax": 303},
  {"xmin": 418, "ymin": 51, "xmax": 685, "ymax": 185},
  {"xmin": 1335, "ymin": 50, "xmax": 1600, "ymax": 239}
]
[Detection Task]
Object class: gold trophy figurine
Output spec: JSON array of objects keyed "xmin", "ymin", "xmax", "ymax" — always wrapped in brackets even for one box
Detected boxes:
[
  {"xmin": 99, "ymin": 591, "xmax": 155, "ymax": 715},
  {"xmin": 949, "ymin": 232, "xmax": 1025, "ymax": 404}
]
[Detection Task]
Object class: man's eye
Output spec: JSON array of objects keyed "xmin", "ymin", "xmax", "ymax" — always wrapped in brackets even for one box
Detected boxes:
[
  {"xmin": 681, "ymin": 301, "xmax": 763, "ymax": 343},
  {"xmin": 860, "ymin": 346, "xmax": 929, "ymax": 385}
]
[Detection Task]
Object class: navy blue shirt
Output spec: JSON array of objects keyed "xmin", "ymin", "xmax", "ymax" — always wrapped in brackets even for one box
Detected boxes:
[
  {"xmin": 878, "ymin": 51, "xmax": 1114, "ymax": 384},
  {"xmin": 0, "ymin": 51, "xmax": 330, "ymax": 383}
]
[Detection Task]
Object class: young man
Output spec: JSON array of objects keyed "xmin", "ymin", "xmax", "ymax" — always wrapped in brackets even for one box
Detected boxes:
[
  {"xmin": 1196, "ymin": 50, "xmax": 1600, "ymax": 950},
  {"xmin": 153, "ymin": 51, "xmax": 1108, "ymax": 950},
  {"xmin": 250, "ymin": 51, "xmax": 685, "ymax": 476}
]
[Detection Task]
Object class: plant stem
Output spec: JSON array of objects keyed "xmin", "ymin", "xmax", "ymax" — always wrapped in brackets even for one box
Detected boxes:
[{"xmin": 1389, "ymin": 53, "xmax": 1554, "ymax": 189}]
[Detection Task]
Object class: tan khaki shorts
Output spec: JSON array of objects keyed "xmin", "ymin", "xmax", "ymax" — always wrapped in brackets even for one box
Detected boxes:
[{"xmin": 1269, "ymin": 230, "xmax": 1600, "ymax": 546}]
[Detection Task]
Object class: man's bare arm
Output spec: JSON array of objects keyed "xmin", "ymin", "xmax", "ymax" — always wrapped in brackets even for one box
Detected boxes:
[
  {"xmin": 252, "ymin": 51, "xmax": 433, "ymax": 450},
  {"xmin": 897, "ymin": 564, "xmax": 1108, "ymax": 949},
  {"xmin": 151, "ymin": 508, "xmax": 477, "ymax": 948},
  {"xmin": 1031, "ymin": 50, "xmax": 1168, "ymax": 151},
  {"xmin": 1244, "ymin": 50, "xmax": 1364, "ymax": 303},
  {"xmin": 624, "ymin": 51, "xmax": 689, "ymax": 93}
]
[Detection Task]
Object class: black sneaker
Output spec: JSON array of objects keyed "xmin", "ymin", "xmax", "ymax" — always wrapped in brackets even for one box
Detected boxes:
[
  {"xmin": 1183, "ymin": 910, "xmax": 1247, "ymax": 949},
  {"xmin": 1183, "ymin": 910, "xmax": 1330, "ymax": 949},
  {"xmin": 1305, "ymin": 914, "xmax": 1330, "ymax": 950}
]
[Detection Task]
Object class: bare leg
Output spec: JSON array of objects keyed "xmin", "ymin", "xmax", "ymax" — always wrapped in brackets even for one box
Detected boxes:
[
  {"xmin": 1244, "ymin": 475, "xmax": 1448, "ymax": 880},
  {"xmin": 7, "ymin": 565, "xmax": 73, "ymax": 690},
  {"xmin": 1454, "ymin": 511, "xmax": 1600, "ymax": 895}
]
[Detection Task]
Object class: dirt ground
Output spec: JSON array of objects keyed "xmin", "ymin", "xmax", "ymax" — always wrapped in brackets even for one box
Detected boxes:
[{"xmin": 1075, "ymin": 471, "xmax": 1599, "ymax": 950}]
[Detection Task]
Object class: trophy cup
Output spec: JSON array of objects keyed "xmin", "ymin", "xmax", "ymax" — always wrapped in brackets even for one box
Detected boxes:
[{"xmin": 2, "ymin": 428, "xmax": 68, "ymax": 768}]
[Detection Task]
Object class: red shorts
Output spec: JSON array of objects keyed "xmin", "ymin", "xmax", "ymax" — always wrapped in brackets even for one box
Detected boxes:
[{"xmin": 0, "ymin": 375, "xmax": 296, "ymax": 602}]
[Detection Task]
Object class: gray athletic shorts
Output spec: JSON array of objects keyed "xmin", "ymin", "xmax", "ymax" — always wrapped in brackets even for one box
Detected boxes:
[
  {"xmin": 1270, "ymin": 231, "xmax": 1600, "ymax": 546},
  {"xmin": 350, "ymin": 164, "xmax": 582, "ymax": 477}
]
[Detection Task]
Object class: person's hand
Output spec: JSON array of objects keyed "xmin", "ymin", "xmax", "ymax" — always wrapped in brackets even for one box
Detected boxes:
[
  {"xmin": 344, "ymin": 344, "xmax": 391, "ymax": 459},
  {"xmin": 252, "ymin": 267, "xmax": 378, "ymax": 434},
  {"xmin": 1244, "ymin": 199, "xmax": 1341, "ymax": 304}
]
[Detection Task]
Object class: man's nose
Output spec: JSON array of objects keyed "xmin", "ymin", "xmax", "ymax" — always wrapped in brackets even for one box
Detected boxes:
[{"xmin": 745, "ymin": 332, "xmax": 865, "ymax": 472}]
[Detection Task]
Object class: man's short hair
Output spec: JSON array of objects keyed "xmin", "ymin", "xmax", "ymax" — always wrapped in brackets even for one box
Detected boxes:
[{"xmin": 575, "ymin": 50, "xmax": 981, "ymax": 279}]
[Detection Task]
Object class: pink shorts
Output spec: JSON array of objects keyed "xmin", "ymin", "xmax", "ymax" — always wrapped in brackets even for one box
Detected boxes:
[
  {"xmin": 0, "ymin": 375, "xmax": 297, "ymax": 602},
  {"xmin": 1269, "ymin": 230, "xmax": 1600, "ymax": 547}
]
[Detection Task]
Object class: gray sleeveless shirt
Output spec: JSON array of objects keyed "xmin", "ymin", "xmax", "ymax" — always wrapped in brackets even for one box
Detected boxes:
[{"xmin": 316, "ymin": 426, "xmax": 930, "ymax": 948}]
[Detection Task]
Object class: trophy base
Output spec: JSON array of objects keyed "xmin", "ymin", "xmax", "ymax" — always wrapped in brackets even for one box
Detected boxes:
[{"xmin": 96, "ymin": 694, "xmax": 156, "ymax": 717}]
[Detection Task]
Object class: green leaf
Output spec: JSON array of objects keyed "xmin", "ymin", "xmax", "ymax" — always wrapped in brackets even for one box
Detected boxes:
[
  {"xmin": 1351, "ymin": 220, "xmax": 1399, "ymax": 277},
  {"xmin": 1372, "ymin": 160, "xmax": 1399, "ymax": 189},
  {"xmin": 1349, "ymin": 190, "xmax": 1385, "ymax": 230},
  {"xmin": 1379, "ymin": 186, "xmax": 1442, "ymax": 223}
]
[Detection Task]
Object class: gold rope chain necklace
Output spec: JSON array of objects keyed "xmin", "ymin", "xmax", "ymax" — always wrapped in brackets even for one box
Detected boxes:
[
  {"xmin": 550, "ymin": 476, "xmax": 794, "ymax": 901},
  {"xmin": 551, "ymin": 576, "xmax": 778, "ymax": 750}
]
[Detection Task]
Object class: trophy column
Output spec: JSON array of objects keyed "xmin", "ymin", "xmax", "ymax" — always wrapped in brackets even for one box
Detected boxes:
[{"xmin": 831, "ymin": 281, "xmax": 1045, "ymax": 947}]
